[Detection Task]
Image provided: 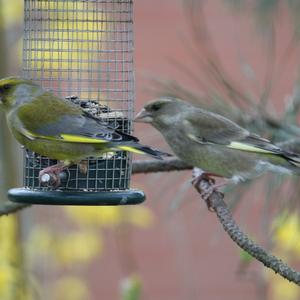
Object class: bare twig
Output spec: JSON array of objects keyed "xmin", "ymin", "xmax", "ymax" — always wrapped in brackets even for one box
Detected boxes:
[
  {"xmin": 0, "ymin": 202, "xmax": 30, "ymax": 217},
  {"xmin": 194, "ymin": 177, "xmax": 300, "ymax": 285},
  {"xmin": 132, "ymin": 157, "xmax": 192, "ymax": 174}
]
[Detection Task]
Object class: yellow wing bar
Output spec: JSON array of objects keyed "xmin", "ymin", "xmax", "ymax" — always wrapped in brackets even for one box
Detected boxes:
[
  {"xmin": 118, "ymin": 146, "xmax": 145, "ymax": 154},
  {"xmin": 227, "ymin": 142, "xmax": 274, "ymax": 154},
  {"xmin": 60, "ymin": 134, "xmax": 107, "ymax": 143}
]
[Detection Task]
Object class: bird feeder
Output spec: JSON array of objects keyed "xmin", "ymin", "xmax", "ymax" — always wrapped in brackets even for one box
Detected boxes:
[{"xmin": 8, "ymin": 0, "xmax": 145, "ymax": 205}]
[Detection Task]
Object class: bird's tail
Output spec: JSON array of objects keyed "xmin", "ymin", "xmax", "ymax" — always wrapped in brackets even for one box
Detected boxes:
[
  {"xmin": 276, "ymin": 140, "xmax": 300, "ymax": 168},
  {"xmin": 118, "ymin": 143, "xmax": 171, "ymax": 159},
  {"xmin": 283, "ymin": 152, "xmax": 300, "ymax": 168}
]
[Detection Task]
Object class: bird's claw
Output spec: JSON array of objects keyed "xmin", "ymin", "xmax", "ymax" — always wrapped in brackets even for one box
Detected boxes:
[
  {"xmin": 38, "ymin": 163, "xmax": 67, "ymax": 188},
  {"xmin": 191, "ymin": 173, "xmax": 215, "ymax": 187},
  {"xmin": 191, "ymin": 171, "xmax": 219, "ymax": 212},
  {"xmin": 78, "ymin": 160, "xmax": 88, "ymax": 174},
  {"xmin": 198, "ymin": 183, "xmax": 216, "ymax": 212}
]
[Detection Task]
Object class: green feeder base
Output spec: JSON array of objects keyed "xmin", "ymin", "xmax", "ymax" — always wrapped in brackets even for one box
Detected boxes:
[{"xmin": 8, "ymin": 188, "xmax": 146, "ymax": 206}]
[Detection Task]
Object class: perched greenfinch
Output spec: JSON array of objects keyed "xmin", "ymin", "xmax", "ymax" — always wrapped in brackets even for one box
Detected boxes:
[
  {"xmin": 135, "ymin": 97, "xmax": 300, "ymax": 185},
  {"xmin": 0, "ymin": 77, "xmax": 169, "ymax": 185}
]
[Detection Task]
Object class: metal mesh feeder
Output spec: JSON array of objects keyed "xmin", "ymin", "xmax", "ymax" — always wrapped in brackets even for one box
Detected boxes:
[{"xmin": 8, "ymin": 0, "xmax": 145, "ymax": 205}]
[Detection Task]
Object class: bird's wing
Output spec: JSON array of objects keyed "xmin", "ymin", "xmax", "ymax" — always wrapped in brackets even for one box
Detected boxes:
[
  {"xmin": 185, "ymin": 109, "xmax": 282, "ymax": 155},
  {"xmin": 16, "ymin": 92, "xmax": 138, "ymax": 144}
]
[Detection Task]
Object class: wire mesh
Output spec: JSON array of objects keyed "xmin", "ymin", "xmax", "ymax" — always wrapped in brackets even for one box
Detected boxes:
[{"xmin": 22, "ymin": 0, "xmax": 134, "ymax": 191}]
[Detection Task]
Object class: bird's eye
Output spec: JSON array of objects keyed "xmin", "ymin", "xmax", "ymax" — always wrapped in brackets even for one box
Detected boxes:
[
  {"xmin": 151, "ymin": 104, "xmax": 162, "ymax": 111},
  {"xmin": 2, "ymin": 84, "xmax": 11, "ymax": 90}
]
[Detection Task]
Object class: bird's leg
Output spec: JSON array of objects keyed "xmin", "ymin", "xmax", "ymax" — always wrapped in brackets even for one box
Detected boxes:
[
  {"xmin": 39, "ymin": 161, "xmax": 69, "ymax": 188},
  {"xmin": 191, "ymin": 168, "xmax": 225, "ymax": 211},
  {"xmin": 78, "ymin": 160, "xmax": 88, "ymax": 174},
  {"xmin": 192, "ymin": 172, "xmax": 216, "ymax": 207}
]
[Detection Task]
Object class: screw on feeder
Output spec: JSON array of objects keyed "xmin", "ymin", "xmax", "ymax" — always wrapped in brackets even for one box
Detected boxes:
[
  {"xmin": 8, "ymin": 0, "xmax": 146, "ymax": 206},
  {"xmin": 40, "ymin": 173, "xmax": 51, "ymax": 185},
  {"xmin": 40, "ymin": 171, "xmax": 68, "ymax": 188}
]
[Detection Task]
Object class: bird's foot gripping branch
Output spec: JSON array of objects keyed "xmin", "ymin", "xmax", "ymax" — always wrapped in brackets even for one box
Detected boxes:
[
  {"xmin": 192, "ymin": 167, "xmax": 300, "ymax": 286},
  {"xmin": 191, "ymin": 168, "xmax": 224, "ymax": 211}
]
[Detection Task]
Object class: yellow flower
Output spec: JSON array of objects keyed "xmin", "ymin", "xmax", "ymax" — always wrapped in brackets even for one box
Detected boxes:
[
  {"xmin": 27, "ymin": 227, "xmax": 53, "ymax": 253},
  {"xmin": 64, "ymin": 206, "xmax": 154, "ymax": 228},
  {"xmin": 27, "ymin": 227, "xmax": 102, "ymax": 267},
  {"xmin": 269, "ymin": 271, "xmax": 299, "ymax": 300},
  {"xmin": 65, "ymin": 206, "xmax": 122, "ymax": 227},
  {"xmin": 1, "ymin": 0, "xmax": 23, "ymax": 28},
  {"xmin": 54, "ymin": 277, "xmax": 90, "ymax": 300},
  {"xmin": 273, "ymin": 213, "xmax": 300, "ymax": 256},
  {"xmin": 0, "ymin": 264, "xmax": 14, "ymax": 297},
  {"xmin": 55, "ymin": 232, "xmax": 101, "ymax": 266},
  {"xmin": 0, "ymin": 215, "xmax": 29, "ymax": 299},
  {"xmin": 266, "ymin": 213, "xmax": 300, "ymax": 300},
  {"xmin": 0, "ymin": 263, "xmax": 31, "ymax": 300},
  {"xmin": 123, "ymin": 206, "xmax": 154, "ymax": 228},
  {"xmin": 0, "ymin": 216, "xmax": 19, "ymax": 263}
]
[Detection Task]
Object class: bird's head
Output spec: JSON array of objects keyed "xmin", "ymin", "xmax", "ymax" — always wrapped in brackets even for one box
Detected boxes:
[
  {"xmin": 0, "ymin": 77, "xmax": 40, "ymax": 110},
  {"xmin": 134, "ymin": 97, "xmax": 190, "ymax": 129}
]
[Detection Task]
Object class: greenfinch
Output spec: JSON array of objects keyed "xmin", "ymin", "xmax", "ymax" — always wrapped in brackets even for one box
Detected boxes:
[
  {"xmin": 135, "ymin": 97, "xmax": 300, "ymax": 184},
  {"xmin": 0, "ymin": 77, "xmax": 169, "ymax": 185}
]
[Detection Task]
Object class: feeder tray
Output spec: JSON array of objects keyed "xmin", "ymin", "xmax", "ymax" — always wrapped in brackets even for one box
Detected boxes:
[{"xmin": 8, "ymin": 189, "xmax": 145, "ymax": 206}]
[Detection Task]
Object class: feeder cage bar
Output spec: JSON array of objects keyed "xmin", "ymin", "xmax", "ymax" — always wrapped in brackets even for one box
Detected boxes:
[{"xmin": 8, "ymin": 0, "xmax": 145, "ymax": 205}]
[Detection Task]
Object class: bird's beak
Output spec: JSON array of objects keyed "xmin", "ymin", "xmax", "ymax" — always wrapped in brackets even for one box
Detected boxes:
[{"xmin": 134, "ymin": 108, "xmax": 153, "ymax": 123}]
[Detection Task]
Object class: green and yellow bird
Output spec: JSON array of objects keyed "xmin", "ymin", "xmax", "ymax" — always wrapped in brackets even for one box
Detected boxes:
[
  {"xmin": 135, "ymin": 97, "xmax": 300, "ymax": 187},
  {"xmin": 0, "ymin": 77, "xmax": 169, "ymax": 185}
]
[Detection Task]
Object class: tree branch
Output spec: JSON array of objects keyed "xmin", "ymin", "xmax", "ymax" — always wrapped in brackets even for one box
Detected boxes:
[
  {"xmin": 132, "ymin": 157, "xmax": 192, "ymax": 174},
  {"xmin": 194, "ymin": 176, "xmax": 300, "ymax": 285},
  {"xmin": 0, "ymin": 201, "xmax": 30, "ymax": 217}
]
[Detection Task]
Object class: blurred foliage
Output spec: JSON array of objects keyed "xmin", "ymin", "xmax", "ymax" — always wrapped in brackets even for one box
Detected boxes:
[
  {"xmin": 65, "ymin": 206, "xmax": 153, "ymax": 228},
  {"xmin": 53, "ymin": 277, "xmax": 90, "ymax": 300},
  {"xmin": 225, "ymin": 0, "xmax": 300, "ymax": 37},
  {"xmin": 239, "ymin": 247, "xmax": 254, "ymax": 264},
  {"xmin": 0, "ymin": 0, "xmax": 23, "ymax": 29},
  {"xmin": 23, "ymin": 205, "xmax": 153, "ymax": 299},
  {"xmin": 269, "ymin": 275, "xmax": 299, "ymax": 300},
  {"xmin": 119, "ymin": 274, "xmax": 142, "ymax": 300},
  {"xmin": 27, "ymin": 227, "xmax": 102, "ymax": 267},
  {"xmin": 272, "ymin": 211, "xmax": 300, "ymax": 258},
  {"xmin": 0, "ymin": 217, "xmax": 31, "ymax": 300}
]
